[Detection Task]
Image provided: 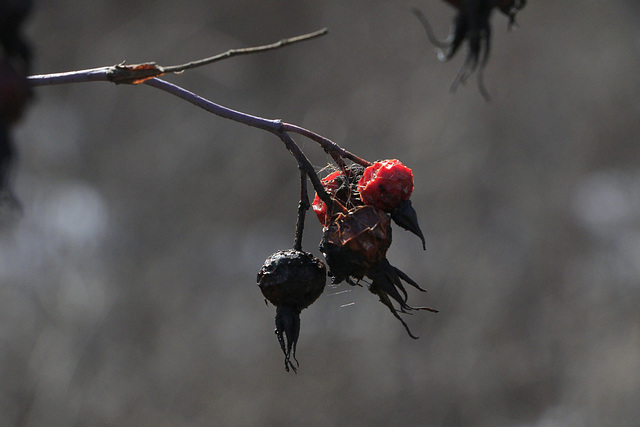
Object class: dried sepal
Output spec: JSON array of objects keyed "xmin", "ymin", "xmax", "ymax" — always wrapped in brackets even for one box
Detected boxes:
[
  {"xmin": 367, "ymin": 259, "xmax": 438, "ymax": 339},
  {"xmin": 414, "ymin": 0, "xmax": 527, "ymax": 99}
]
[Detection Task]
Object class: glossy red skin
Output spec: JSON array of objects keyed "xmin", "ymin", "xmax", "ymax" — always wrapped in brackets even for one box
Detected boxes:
[
  {"xmin": 312, "ymin": 170, "xmax": 343, "ymax": 225},
  {"xmin": 358, "ymin": 159, "xmax": 414, "ymax": 212}
]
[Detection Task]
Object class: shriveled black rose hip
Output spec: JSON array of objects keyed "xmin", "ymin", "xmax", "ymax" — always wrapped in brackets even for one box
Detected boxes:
[{"xmin": 257, "ymin": 249, "xmax": 326, "ymax": 372}]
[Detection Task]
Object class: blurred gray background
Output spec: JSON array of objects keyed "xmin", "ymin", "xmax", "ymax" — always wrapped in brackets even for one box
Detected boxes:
[{"xmin": 2, "ymin": 0, "xmax": 640, "ymax": 425}]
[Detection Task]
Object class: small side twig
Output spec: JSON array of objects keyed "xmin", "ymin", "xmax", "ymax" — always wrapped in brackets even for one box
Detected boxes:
[
  {"xmin": 162, "ymin": 27, "xmax": 328, "ymax": 74},
  {"xmin": 275, "ymin": 129, "xmax": 336, "ymax": 210}
]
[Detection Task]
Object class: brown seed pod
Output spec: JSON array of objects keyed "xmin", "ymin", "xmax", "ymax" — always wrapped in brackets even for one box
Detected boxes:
[{"xmin": 320, "ymin": 205, "xmax": 392, "ymax": 284}]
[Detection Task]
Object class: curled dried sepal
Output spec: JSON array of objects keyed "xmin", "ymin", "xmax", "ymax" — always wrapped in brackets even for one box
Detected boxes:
[
  {"xmin": 391, "ymin": 200, "xmax": 426, "ymax": 250},
  {"xmin": 496, "ymin": 0, "xmax": 527, "ymax": 27},
  {"xmin": 275, "ymin": 306, "xmax": 300, "ymax": 373},
  {"xmin": 367, "ymin": 259, "xmax": 438, "ymax": 339}
]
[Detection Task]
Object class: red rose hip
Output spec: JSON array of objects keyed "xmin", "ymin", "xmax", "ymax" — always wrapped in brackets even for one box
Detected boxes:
[
  {"xmin": 358, "ymin": 159, "xmax": 414, "ymax": 212},
  {"xmin": 359, "ymin": 159, "xmax": 426, "ymax": 249}
]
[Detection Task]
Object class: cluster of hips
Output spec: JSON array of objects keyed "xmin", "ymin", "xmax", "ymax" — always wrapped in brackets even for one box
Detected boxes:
[
  {"xmin": 2, "ymin": 0, "xmax": 531, "ymax": 376},
  {"xmin": 258, "ymin": 159, "xmax": 437, "ymax": 372}
]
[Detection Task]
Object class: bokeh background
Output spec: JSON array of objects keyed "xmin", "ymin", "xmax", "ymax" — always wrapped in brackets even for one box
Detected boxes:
[{"xmin": 2, "ymin": 0, "xmax": 640, "ymax": 425}]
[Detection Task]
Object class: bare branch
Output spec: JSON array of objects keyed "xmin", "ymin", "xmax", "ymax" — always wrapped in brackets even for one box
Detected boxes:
[
  {"xmin": 27, "ymin": 28, "xmax": 329, "ymax": 87},
  {"xmin": 275, "ymin": 129, "xmax": 336, "ymax": 210},
  {"xmin": 26, "ymin": 26, "xmax": 357, "ymax": 218},
  {"xmin": 27, "ymin": 67, "xmax": 111, "ymax": 86},
  {"xmin": 142, "ymin": 78, "xmax": 281, "ymax": 132}
]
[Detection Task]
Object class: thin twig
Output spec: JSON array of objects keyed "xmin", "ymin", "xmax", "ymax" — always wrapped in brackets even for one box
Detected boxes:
[
  {"xmin": 275, "ymin": 129, "xmax": 336, "ymax": 210},
  {"xmin": 26, "ymin": 25, "xmax": 348, "ymax": 213},
  {"xmin": 162, "ymin": 27, "xmax": 328, "ymax": 74},
  {"xmin": 27, "ymin": 28, "xmax": 328, "ymax": 87},
  {"xmin": 282, "ymin": 123, "xmax": 371, "ymax": 167}
]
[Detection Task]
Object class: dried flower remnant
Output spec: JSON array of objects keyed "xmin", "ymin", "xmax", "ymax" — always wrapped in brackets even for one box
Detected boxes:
[{"xmin": 413, "ymin": 0, "xmax": 527, "ymax": 100}]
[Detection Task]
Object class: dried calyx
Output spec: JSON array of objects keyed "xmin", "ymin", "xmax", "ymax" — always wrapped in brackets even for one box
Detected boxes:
[{"xmin": 413, "ymin": 0, "xmax": 527, "ymax": 99}]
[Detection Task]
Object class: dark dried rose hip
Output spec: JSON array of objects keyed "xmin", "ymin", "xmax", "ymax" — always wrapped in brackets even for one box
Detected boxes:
[
  {"xmin": 257, "ymin": 249, "xmax": 326, "ymax": 372},
  {"xmin": 319, "ymin": 205, "xmax": 436, "ymax": 338},
  {"xmin": 320, "ymin": 205, "xmax": 391, "ymax": 284},
  {"xmin": 257, "ymin": 249, "xmax": 326, "ymax": 310}
]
